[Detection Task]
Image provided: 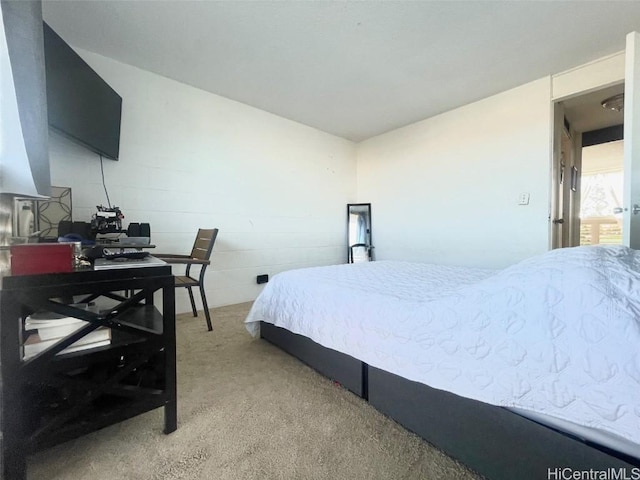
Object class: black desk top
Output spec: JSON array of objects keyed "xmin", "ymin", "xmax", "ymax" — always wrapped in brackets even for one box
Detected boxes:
[{"xmin": 1, "ymin": 262, "xmax": 171, "ymax": 290}]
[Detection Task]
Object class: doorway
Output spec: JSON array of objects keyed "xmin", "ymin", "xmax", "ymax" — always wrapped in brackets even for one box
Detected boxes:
[
  {"xmin": 579, "ymin": 139, "xmax": 624, "ymax": 245},
  {"xmin": 552, "ymin": 83, "xmax": 625, "ymax": 248}
]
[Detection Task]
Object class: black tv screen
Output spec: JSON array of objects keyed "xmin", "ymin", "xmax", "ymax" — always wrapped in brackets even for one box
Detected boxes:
[{"xmin": 43, "ymin": 22, "xmax": 122, "ymax": 160}]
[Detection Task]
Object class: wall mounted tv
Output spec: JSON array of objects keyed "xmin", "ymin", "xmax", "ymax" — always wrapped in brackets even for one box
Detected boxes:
[{"xmin": 43, "ymin": 22, "xmax": 122, "ymax": 160}]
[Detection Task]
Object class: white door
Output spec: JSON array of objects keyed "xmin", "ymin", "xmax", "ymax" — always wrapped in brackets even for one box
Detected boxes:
[{"xmin": 623, "ymin": 32, "xmax": 640, "ymax": 248}]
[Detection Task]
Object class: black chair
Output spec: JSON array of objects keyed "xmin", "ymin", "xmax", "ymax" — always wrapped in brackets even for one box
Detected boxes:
[{"xmin": 155, "ymin": 229, "xmax": 219, "ymax": 331}]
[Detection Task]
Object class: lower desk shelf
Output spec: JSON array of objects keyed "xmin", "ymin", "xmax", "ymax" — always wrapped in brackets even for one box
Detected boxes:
[{"xmin": 24, "ymin": 348, "xmax": 169, "ymax": 452}]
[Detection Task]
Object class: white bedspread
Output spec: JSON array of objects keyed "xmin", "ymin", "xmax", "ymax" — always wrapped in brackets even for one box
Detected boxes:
[{"xmin": 245, "ymin": 246, "xmax": 640, "ymax": 448}]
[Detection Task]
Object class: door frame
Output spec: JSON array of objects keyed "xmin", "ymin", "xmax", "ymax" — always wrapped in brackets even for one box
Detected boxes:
[
  {"xmin": 623, "ymin": 31, "xmax": 640, "ymax": 248},
  {"xmin": 550, "ymin": 50, "xmax": 626, "ymax": 249}
]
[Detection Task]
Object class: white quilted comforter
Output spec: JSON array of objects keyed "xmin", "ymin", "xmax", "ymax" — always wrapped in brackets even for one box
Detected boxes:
[{"xmin": 245, "ymin": 245, "xmax": 640, "ymax": 447}]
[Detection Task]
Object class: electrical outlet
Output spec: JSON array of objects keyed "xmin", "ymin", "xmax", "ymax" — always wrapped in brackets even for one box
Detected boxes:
[{"xmin": 518, "ymin": 192, "xmax": 530, "ymax": 205}]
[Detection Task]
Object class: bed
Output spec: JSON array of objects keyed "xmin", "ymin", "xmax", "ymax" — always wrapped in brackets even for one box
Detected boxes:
[{"xmin": 245, "ymin": 245, "xmax": 640, "ymax": 479}]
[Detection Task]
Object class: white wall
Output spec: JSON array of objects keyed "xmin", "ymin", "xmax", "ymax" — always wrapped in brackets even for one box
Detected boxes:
[
  {"xmin": 356, "ymin": 77, "xmax": 552, "ymax": 269},
  {"xmin": 49, "ymin": 49, "xmax": 357, "ymax": 314},
  {"xmin": 48, "ymin": 45, "xmax": 621, "ymax": 312}
]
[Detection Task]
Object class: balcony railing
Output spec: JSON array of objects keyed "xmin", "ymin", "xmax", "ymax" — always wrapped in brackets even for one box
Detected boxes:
[{"xmin": 580, "ymin": 216, "xmax": 622, "ymax": 245}]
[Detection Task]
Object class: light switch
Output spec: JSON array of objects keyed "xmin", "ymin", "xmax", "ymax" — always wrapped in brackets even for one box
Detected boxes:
[{"xmin": 518, "ymin": 192, "xmax": 530, "ymax": 205}]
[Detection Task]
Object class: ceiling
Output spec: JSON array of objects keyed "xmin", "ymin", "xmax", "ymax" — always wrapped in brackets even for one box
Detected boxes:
[{"xmin": 41, "ymin": 1, "xmax": 640, "ymax": 142}]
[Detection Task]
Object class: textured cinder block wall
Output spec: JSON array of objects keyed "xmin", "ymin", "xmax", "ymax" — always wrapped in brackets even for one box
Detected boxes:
[{"xmin": 48, "ymin": 48, "xmax": 357, "ymax": 314}]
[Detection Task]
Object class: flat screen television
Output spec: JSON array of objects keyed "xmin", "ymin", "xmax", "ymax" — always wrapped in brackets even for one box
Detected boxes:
[{"xmin": 43, "ymin": 22, "xmax": 122, "ymax": 160}]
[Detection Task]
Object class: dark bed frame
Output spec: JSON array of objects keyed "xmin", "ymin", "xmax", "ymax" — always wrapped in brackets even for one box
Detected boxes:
[{"xmin": 260, "ymin": 322, "xmax": 639, "ymax": 480}]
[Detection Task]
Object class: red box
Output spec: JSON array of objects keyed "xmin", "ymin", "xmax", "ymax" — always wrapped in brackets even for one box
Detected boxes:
[{"xmin": 10, "ymin": 243, "xmax": 74, "ymax": 276}]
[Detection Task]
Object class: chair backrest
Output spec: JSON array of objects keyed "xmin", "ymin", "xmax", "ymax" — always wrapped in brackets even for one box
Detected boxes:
[{"xmin": 190, "ymin": 228, "xmax": 219, "ymax": 261}]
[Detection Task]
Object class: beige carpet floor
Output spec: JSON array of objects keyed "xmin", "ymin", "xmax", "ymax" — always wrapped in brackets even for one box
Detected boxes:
[{"xmin": 28, "ymin": 302, "xmax": 480, "ymax": 480}]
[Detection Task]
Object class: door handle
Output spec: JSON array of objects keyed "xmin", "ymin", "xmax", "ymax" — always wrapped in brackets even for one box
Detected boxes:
[
  {"xmin": 552, "ymin": 218, "xmax": 564, "ymax": 224},
  {"xmin": 612, "ymin": 206, "xmax": 640, "ymax": 214}
]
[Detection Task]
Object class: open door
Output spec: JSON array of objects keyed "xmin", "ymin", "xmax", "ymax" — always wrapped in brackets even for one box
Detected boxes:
[
  {"xmin": 550, "ymin": 103, "xmax": 566, "ymax": 249},
  {"xmin": 623, "ymin": 32, "xmax": 640, "ymax": 248},
  {"xmin": 551, "ymin": 104, "xmax": 582, "ymax": 249}
]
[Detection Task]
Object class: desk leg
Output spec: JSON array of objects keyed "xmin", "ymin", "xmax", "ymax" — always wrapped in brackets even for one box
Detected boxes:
[
  {"xmin": 163, "ymin": 282, "xmax": 177, "ymax": 434},
  {"xmin": 1, "ymin": 376, "xmax": 27, "ymax": 480},
  {"xmin": 2, "ymin": 386, "xmax": 27, "ymax": 479},
  {"xmin": 3, "ymin": 431, "xmax": 27, "ymax": 480},
  {"xmin": 2, "ymin": 299, "xmax": 27, "ymax": 480},
  {"xmin": 164, "ymin": 400, "xmax": 177, "ymax": 434}
]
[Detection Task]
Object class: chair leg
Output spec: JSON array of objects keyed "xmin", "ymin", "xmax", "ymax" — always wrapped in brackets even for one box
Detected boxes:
[
  {"xmin": 199, "ymin": 284, "xmax": 213, "ymax": 331},
  {"xmin": 187, "ymin": 287, "xmax": 197, "ymax": 317}
]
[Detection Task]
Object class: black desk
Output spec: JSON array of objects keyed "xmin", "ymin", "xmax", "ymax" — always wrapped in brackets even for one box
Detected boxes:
[{"xmin": 0, "ymin": 265, "xmax": 176, "ymax": 480}]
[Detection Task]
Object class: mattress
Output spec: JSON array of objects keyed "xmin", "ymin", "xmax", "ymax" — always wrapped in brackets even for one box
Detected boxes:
[{"xmin": 245, "ymin": 245, "xmax": 640, "ymax": 454}]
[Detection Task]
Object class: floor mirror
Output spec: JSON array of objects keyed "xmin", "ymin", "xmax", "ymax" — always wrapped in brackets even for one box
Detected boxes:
[{"xmin": 347, "ymin": 203, "xmax": 373, "ymax": 263}]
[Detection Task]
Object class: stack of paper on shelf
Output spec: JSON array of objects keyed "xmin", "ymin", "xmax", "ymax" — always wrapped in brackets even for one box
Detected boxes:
[{"xmin": 23, "ymin": 311, "xmax": 111, "ymax": 360}]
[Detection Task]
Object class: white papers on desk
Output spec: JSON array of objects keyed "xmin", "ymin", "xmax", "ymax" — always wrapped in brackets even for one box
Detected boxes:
[{"xmin": 93, "ymin": 255, "xmax": 166, "ymax": 270}]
